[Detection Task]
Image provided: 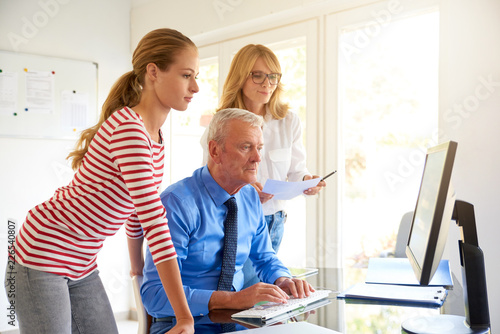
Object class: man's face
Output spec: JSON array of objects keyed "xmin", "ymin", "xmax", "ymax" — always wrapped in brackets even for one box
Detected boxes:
[{"xmin": 216, "ymin": 119, "xmax": 263, "ymax": 194}]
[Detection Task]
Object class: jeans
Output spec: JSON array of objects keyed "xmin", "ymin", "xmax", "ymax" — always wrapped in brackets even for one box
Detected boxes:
[
  {"xmin": 5, "ymin": 261, "xmax": 118, "ymax": 334},
  {"xmin": 242, "ymin": 211, "xmax": 287, "ymax": 289}
]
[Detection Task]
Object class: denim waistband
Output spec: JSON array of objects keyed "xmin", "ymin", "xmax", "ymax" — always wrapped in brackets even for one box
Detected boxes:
[{"xmin": 271, "ymin": 210, "xmax": 286, "ymax": 217}]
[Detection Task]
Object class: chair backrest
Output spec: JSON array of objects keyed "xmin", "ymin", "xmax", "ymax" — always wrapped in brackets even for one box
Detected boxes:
[
  {"xmin": 132, "ymin": 275, "xmax": 150, "ymax": 334},
  {"xmin": 393, "ymin": 211, "xmax": 414, "ymax": 258}
]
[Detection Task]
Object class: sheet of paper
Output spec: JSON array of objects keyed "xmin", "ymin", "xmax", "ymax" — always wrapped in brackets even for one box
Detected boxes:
[
  {"xmin": 61, "ymin": 90, "xmax": 90, "ymax": 129},
  {"xmin": 25, "ymin": 70, "xmax": 55, "ymax": 113},
  {"xmin": 0, "ymin": 72, "xmax": 18, "ymax": 115},
  {"xmin": 262, "ymin": 178, "xmax": 321, "ymax": 200}
]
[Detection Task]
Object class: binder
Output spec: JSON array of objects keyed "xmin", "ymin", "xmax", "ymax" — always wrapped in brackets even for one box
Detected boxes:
[
  {"xmin": 365, "ymin": 258, "xmax": 453, "ymax": 288},
  {"xmin": 337, "ymin": 283, "xmax": 447, "ymax": 307}
]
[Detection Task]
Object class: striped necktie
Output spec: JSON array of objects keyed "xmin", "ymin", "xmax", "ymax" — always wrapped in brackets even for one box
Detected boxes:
[{"xmin": 217, "ymin": 197, "xmax": 238, "ymax": 291}]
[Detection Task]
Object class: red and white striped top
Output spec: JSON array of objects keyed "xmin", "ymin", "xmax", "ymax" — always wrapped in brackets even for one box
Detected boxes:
[{"xmin": 15, "ymin": 107, "xmax": 176, "ymax": 279}]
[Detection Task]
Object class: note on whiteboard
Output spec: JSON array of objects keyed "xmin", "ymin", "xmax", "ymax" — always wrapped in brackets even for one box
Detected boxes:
[
  {"xmin": 61, "ymin": 90, "xmax": 90, "ymax": 129},
  {"xmin": 0, "ymin": 72, "xmax": 18, "ymax": 115},
  {"xmin": 25, "ymin": 70, "xmax": 55, "ymax": 113},
  {"xmin": 262, "ymin": 178, "xmax": 321, "ymax": 200}
]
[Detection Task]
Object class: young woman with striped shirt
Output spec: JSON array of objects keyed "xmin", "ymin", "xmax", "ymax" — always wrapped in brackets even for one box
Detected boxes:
[{"xmin": 7, "ymin": 28, "xmax": 199, "ymax": 334}]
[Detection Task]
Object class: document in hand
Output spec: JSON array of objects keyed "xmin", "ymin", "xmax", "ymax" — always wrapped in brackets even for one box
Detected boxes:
[
  {"xmin": 337, "ymin": 283, "xmax": 447, "ymax": 307},
  {"xmin": 262, "ymin": 178, "xmax": 321, "ymax": 200}
]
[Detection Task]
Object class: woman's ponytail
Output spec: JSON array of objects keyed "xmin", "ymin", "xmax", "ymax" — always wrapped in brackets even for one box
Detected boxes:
[
  {"xmin": 67, "ymin": 71, "xmax": 141, "ymax": 170},
  {"xmin": 67, "ymin": 28, "xmax": 197, "ymax": 171}
]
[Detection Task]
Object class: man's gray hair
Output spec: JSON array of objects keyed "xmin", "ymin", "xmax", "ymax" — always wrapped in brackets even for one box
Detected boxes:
[{"xmin": 207, "ymin": 108, "xmax": 264, "ymax": 145}]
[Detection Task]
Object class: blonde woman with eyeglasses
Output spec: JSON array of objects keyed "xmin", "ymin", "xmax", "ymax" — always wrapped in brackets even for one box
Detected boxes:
[{"xmin": 201, "ymin": 44, "xmax": 326, "ymax": 288}]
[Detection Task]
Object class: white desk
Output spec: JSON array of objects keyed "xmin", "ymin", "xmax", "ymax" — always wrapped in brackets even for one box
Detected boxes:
[
  {"xmin": 227, "ymin": 267, "xmax": 463, "ymax": 334},
  {"xmin": 234, "ymin": 322, "xmax": 340, "ymax": 333},
  {"xmin": 152, "ymin": 267, "xmax": 463, "ymax": 333}
]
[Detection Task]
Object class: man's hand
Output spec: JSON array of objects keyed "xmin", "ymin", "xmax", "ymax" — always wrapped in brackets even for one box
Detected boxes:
[
  {"xmin": 251, "ymin": 182, "xmax": 274, "ymax": 204},
  {"xmin": 209, "ymin": 282, "xmax": 289, "ymax": 310},
  {"xmin": 274, "ymin": 277, "xmax": 315, "ymax": 298}
]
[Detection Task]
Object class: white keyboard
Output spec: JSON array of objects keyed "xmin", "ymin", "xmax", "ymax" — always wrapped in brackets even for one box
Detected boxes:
[{"xmin": 231, "ymin": 289, "xmax": 332, "ymax": 320}]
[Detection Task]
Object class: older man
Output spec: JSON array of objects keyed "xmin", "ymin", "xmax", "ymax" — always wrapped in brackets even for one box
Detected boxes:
[{"xmin": 141, "ymin": 108, "xmax": 314, "ymax": 333}]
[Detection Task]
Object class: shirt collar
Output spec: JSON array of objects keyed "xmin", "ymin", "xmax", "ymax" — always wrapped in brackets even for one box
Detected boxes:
[
  {"xmin": 201, "ymin": 165, "xmax": 233, "ymax": 207},
  {"xmin": 263, "ymin": 105, "xmax": 273, "ymax": 122}
]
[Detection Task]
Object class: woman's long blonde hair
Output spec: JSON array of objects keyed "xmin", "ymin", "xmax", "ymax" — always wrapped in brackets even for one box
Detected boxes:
[
  {"xmin": 217, "ymin": 44, "xmax": 289, "ymax": 119},
  {"xmin": 67, "ymin": 28, "xmax": 197, "ymax": 170}
]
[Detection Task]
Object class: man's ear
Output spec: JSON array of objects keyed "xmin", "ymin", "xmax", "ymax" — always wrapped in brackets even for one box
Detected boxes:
[{"xmin": 208, "ymin": 140, "xmax": 221, "ymax": 164}]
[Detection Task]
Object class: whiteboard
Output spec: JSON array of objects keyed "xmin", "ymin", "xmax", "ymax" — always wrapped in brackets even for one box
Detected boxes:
[{"xmin": 0, "ymin": 50, "xmax": 98, "ymax": 139}]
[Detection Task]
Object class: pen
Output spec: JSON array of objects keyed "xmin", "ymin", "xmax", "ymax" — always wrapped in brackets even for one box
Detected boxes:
[{"xmin": 321, "ymin": 170, "xmax": 337, "ymax": 181}]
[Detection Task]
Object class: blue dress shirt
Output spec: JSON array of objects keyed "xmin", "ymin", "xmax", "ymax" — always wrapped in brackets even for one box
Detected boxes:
[{"xmin": 141, "ymin": 166, "xmax": 291, "ymax": 318}]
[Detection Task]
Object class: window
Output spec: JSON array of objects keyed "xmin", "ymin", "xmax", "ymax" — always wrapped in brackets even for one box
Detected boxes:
[
  {"xmin": 269, "ymin": 38, "xmax": 307, "ymax": 267},
  {"xmin": 338, "ymin": 10, "xmax": 440, "ymax": 268},
  {"xmin": 330, "ymin": 6, "xmax": 440, "ymax": 332},
  {"xmin": 161, "ymin": 56, "xmax": 219, "ymax": 190}
]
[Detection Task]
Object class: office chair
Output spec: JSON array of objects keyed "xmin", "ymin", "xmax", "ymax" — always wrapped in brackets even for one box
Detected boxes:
[
  {"xmin": 132, "ymin": 275, "xmax": 151, "ymax": 334},
  {"xmin": 380, "ymin": 211, "xmax": 414, "ymax": 258}
]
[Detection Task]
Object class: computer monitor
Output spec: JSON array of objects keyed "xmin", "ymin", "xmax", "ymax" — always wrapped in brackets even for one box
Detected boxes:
[
  {"xmin": 405, "ymin": 141, "xmax": 457, "ymax": 286},
  {"xmin": 402, "ymin": 141, "xmax": 490, "ymax": 334}
]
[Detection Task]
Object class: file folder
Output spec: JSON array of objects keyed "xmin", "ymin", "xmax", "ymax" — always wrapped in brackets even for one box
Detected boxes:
[
  {"xmin": 337, "ymin": 283, "xmax": 447, "ymax": 307},
  {"xmin": 365, "ymin": 258, "xmax": 453, "ymax": 288}
]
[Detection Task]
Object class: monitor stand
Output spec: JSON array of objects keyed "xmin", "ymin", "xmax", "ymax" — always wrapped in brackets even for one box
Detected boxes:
[{"xmin": 402, "ymin": 200, "xmax": 490, "ymax": 334}]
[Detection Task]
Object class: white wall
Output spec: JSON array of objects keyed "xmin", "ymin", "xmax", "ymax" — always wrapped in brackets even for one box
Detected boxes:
[
  {"xmin": 130, "ymin": 0, "xmax": 500, "ymax": 331},
  {"xmin": 131, "ymin": 0, "xmax": 330, "ymax": 47},
  {"xmin": 0, "ymin": 0, "xmax": 133, "ymax": 330},
  {"xmin": 439, "ymin": 0, "xmax": 500, "ymax": 328},
  {"xmin": 130, "ymin": 0, "xmax": 374, "ymax": 50}
]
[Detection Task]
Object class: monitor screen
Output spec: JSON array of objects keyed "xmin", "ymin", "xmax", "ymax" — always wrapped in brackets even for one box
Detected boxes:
[{"xmin": 406, "ymin": 141, "xmax": 458, "ymax": 285}]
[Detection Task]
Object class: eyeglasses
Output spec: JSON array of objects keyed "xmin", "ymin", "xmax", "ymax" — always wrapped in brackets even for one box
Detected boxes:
[{"xmin": 249, "ymin": 72, "xmax": 281, "ymax": 85}]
